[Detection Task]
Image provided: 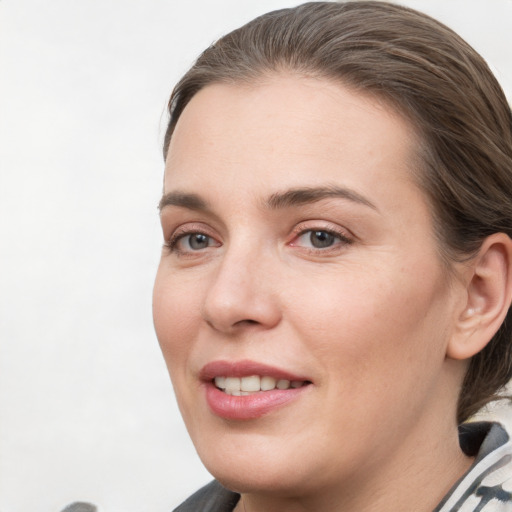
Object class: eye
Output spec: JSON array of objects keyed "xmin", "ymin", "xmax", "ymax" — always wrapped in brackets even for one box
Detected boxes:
[
  {"xmin": 292, "ymin": 228, "xmax": 352, "ymax": 250},
  {"xmin": 167, "ymin": 231, "xmax": 219, "ymax": 253},
  {"xmin": 301, "ymin": 230, "xmax": 337, "ymax": 248},
  {"xmin": 183, "ymin": 233, "xmax": 213, "ymax": 250}
]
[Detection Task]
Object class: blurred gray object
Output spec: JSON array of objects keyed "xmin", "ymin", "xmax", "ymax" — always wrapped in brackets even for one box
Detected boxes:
[{"xmin": 60, "ymin": 503, "xmax": 97, "ymax": 512}]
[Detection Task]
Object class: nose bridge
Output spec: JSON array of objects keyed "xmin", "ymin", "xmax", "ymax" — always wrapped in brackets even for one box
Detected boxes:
[{"xmin": 202, "ymin": 234, "xmax": 280, "ymax": 332}]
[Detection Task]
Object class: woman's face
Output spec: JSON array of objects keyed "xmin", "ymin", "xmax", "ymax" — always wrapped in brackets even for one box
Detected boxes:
[{"xmin": 153, "ymin": 76, "xmax": 465, "ymax": 495}]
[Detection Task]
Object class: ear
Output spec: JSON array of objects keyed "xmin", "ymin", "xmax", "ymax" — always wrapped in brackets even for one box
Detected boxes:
[{"xmin": 447, "ymin": 233, "xmax": 512, "ymax": 361}]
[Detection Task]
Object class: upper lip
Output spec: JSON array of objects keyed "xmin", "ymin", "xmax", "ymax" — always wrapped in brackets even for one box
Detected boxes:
[{"xmin": 200, "ymin": 359, "xmax": 310, "ymax": 383}]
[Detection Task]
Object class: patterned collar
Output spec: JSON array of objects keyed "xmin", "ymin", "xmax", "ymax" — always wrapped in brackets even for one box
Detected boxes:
[{"xmin": 434, "ymin": 421, "xmax": 512, "ymax": 511}]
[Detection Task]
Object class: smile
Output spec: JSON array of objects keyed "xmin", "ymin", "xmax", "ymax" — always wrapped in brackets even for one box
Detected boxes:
[
  {"xmin": 214, "ymin": 375, "xmax": 308, "ymax": 396},
  {"xmin": 201, "ymin": 361, "xmax": 312, "ymax": 419}
]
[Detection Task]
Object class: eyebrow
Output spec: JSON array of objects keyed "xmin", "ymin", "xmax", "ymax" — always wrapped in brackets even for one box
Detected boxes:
[
  {"xmin": 159, "ymin": 192, "xmax": 210, "ymax": 212},
  {"xmin": 266, "ymin": 186, "xmax": 377, "ymax": 211},
  {"xmin": 158, "ymin": 185, "xmax": 377, "ymax": 213}
]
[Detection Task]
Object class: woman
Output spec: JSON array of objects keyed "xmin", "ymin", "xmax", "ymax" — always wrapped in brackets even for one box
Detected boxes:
[{"xmin": 153, "ymin": 2, "xmax": 512, "ymax": 510}]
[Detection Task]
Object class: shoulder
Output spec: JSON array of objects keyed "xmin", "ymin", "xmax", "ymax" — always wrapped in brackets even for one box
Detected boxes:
[
  {"xmin": 435, "ymin": 421, "xmax": 512, "ymax": 511},
  {"xmin": 173, "ymin": 480, "xmax": 240, "ymax": 512}
]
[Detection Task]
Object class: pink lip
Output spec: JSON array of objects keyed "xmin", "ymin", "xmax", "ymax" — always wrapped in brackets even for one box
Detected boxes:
[
  {"xmin": 200, "ymin": 360, "xmax": 312, "ymax": 420},
  {"xmin": 200, "ymin": 360, "xmax": 308, "ymax": 381}
]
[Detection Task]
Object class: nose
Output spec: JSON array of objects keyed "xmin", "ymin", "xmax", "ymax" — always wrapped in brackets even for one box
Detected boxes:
[{"xmin": 201, "ymin": 243, "xmax": 282, "ymax": 334}]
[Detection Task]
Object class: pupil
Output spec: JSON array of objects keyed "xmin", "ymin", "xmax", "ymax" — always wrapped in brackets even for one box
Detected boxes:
[
  {"xmin": 310, "ymin": 231, "xmax": 334, "ymax": 248},
  {"xmin": 190, "ymin": 233, "xmax": 209, "ymax": 249}
]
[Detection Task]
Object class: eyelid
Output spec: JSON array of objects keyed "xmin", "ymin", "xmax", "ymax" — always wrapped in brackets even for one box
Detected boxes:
[
  {"xmin": 164, "ymin": 222, "xmax": 221, "ymax": 255},
  {"xmin": 288, "ymin": 221, "xmax": 354, "ymax": 252},
  {"xmin": 290, "ymin": 221, "xmax": 353, "ymax": 242}
]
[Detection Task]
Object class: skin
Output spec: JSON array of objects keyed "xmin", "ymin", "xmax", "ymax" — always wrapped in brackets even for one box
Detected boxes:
[{"xmin": 153, "ymin": 75, "xmax": 475, "ymax": 511}]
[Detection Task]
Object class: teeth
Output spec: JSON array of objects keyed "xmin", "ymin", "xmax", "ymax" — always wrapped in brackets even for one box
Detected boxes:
[
  {"xmin": 276, "ymin": 379, "xmax": 290, "ymax": 389},
  {"xmin": 214, "ymin": 375, "xmax": 307, "ymax": 396},
  {"xmin": 224, "ymin": 377, "xmax": 240, "ymax": 394},
  {"xmin": 241, "ymin": 375, "xmax": 260, "ymax": 392},
  {"xmin": 215, "ymin": 376, "xmax": 226, "ymax": 389},
  {"xmin": 260, "ymin": 376, "xmax": 276, "ymax": 391}
]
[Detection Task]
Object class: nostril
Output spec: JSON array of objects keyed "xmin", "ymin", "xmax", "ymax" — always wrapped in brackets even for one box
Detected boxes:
[{"xmin": 236, "ymin": 319, "xmax": 259, "ymax": 326}]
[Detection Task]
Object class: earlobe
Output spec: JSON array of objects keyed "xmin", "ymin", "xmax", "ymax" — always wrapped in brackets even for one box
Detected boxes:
[{"xmin": 447, "ymin": 233, "xmax": 512, "ymax": 361}]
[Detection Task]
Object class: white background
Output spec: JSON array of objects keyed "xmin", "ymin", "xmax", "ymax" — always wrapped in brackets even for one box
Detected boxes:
[{"xmin": 1, "ymin": 1, "xmax": 511, "ymax": 511}]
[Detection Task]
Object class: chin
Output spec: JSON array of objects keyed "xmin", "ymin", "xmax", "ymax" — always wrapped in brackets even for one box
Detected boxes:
[
  {"xmin": 194, "ymin": 432, "xmax": 326, "ymax": 496},
  {"xmin": 211, "ymin": 465, "xmax": 307, "ymax": 496}
]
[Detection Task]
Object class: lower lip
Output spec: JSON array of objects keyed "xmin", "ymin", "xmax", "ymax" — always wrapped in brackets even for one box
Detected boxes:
[{"xmin": 204, "ymin": 382, "xmax": 309, "ymax": 420}]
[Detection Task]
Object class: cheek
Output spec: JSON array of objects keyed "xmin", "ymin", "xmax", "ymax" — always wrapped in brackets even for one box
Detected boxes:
[
  {"xmin": 153, "ymin": 267, "xmax": 207, "ymax": 429},
  {"xmin": 152, "ymin": 266, "xmax": 203, "ymax": 368},
  {"xmin": 291, "ymin": 264, "xmax": 451, "ymax": 384}
]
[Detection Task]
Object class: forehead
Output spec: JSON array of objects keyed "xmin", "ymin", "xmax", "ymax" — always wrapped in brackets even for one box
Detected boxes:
[{"xmin": 164, "ymin": 75, "xmax": 420, "ymax": 204}]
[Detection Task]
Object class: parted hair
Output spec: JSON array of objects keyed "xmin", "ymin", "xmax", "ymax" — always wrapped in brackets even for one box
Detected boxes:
[{"xmin": 163, "ymin": 1, "xmax": 512, "ymax": 423}]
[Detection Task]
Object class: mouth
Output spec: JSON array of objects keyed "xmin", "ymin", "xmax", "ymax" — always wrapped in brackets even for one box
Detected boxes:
[
  {"xmin": 200, "ymin": 360, "xmax": 312, "ymax": 420},
  {"xmin": 214, "ymin": 375, "xmax": 309, "ymax": 396}
]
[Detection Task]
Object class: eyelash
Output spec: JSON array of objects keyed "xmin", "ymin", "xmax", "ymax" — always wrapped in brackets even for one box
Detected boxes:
[
  {"xmin": 164, "ymin": 225, "xmax": 353, "ymax": 256},
  {"xmin": 164, "ymin": 228, "xmax": 218, "ymax": 255},
  {"xmin": 291, "ymin": 227, "xmax": 353, "ymax": 252}
]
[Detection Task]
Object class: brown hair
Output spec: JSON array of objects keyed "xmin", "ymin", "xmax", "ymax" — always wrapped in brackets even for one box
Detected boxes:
[{"xmin": 163, "ymin": 1, "xmax": 512, "ymax": 423}]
